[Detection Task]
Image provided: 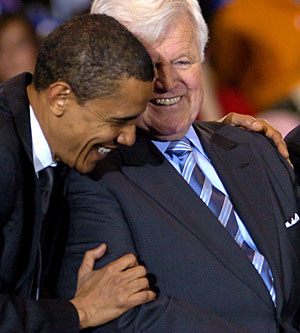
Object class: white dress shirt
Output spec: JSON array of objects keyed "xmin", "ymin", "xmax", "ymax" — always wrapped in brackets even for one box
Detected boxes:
[{"xmin": 29, "ymin": 105, "xmax": 57, "ymax": 176}]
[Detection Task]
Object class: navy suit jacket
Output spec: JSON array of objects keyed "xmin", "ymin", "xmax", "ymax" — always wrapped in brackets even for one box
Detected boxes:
[
  {"xmin": 57, "ymin": 122, "xmax": 300, "ymax": 332},
  {"xmin": 286, "ymin": 125, "xmax": 300, "ymax": 180},
  {"xmin": 0, "ymin": 73, "xmax": 78, "ymax": 332}
]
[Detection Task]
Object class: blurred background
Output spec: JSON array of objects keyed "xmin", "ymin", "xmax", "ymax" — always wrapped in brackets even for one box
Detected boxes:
[
  {"xmin": 1, "ymin": 0, "xmax": 300, "ymax": 135},
  {"xmin": 0, "ymin": 0, "xmax": 91, "ymax": 83},
  {"xmin": 201, "ymin": 0, "xmax": 300, "ymax": 135}
]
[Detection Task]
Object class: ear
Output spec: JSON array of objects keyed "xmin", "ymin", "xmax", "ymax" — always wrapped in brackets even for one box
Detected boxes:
[{"xmin": 47, "ymin": 82, "xmax": 71, "ymax": 116}]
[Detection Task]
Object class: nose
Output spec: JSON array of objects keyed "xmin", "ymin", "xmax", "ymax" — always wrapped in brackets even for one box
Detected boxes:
[
  {"xmin": 155, "ymin": 64, "xmax": 178, "ymax": 92},
  {"xmin": 116, "ymin": 123, "xmax": 136, "ymax": 146}
]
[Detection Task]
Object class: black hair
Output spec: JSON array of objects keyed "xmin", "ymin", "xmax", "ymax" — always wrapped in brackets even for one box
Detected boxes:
[{"xmin": 33, "ymin": 13, "xmax": 154, "ymax": 103}]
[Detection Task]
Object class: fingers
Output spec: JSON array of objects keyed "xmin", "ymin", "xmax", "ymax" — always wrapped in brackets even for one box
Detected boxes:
[
  {"xmin": 218, "ymin": 112, "xmax": 261, "ymax": 129},
  {"xmin": 247, "ymin": 118, "xmax": 292, "ymax": 167},
  {"xmin": 106, "ymin": 253, "xmax": 139, "ymax": 271},
  {"xmin": 119, "ymin": 276, "xmax": 155, "ymax": 308},
  {"xmin": 116, "ymin": 265, "xmax": 149, "ymax": 287},
  {"xmin": 127, "ymin": 289, "xmax": 156, "ymax": 307},
  {"xmin": 260, "ymin": 122, "xmax": 293, "ymax": 168},
  {"xmin": 254, "ymin": 119, "xmax": 292, "ymax": 167},
  {"xmin": 127, "ymin": 276, "xmax": 150, "ymax": 292},
  {"xmin": 78, "ymin": 243, "xmax": 107, "ymax": 280},
  {"xmin": 95, "ymin": 260, "xmax": 148, "ymax": 292}
]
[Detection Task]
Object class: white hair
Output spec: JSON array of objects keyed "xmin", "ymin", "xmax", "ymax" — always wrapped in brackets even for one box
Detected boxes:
[{"xmin": 90, "ymin": 0, "xmax": 208, "ymax": 61}]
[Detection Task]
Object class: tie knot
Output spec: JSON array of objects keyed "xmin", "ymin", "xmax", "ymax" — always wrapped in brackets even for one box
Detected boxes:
[{"xmin": 166, "ymin": 137, "xmax": 192, "ymax": 158}]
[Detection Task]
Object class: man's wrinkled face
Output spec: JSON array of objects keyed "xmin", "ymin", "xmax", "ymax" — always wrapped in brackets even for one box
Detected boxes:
[{"xmin": 136, "ymin": 16, "xmax": 204, "ymax": 141}]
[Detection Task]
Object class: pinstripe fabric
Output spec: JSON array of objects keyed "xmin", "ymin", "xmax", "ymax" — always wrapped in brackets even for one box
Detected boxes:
[{"xmin": 166, "ymin": 137, "xmax": 276, "ymax": 304}]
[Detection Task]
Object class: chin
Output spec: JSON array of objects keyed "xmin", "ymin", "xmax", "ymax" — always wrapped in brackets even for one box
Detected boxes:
[
  {"xmin": 138, "ymin": 116, "xmax": 191, "ymax": 139},
  {"xmin": 75, "ymin": 163, "xmax": 92, "ymax": 174},
  {"xmin": 151, "ymin": 127, "xmax": 189, "ymax": 141},
  {"xmin": 160, "ymin": 122, "xmax": 190, "ymax": 137}
]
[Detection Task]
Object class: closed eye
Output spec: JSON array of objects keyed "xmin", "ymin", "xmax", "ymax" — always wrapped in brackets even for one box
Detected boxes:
[
  {"xmin": 172, "ymin": 59, "xmax": 193, "ymax": 69},
  {"xmin": 176, "ymin": 60, "xmax": 191, "ymax": 65}
]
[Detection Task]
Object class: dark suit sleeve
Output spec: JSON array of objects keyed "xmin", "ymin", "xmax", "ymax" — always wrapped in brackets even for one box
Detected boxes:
[
  {"xmin": 56, "ymin": 170, "xmax": 252, "ymax": 333},
  {"xmin": 0, "ymin": 146, "xmax": 17, "ymax": 223},
  {"xmin": 0, "ymin": 145, "xmax": 79, "ymax": 332},
  {"xmin": 0, "ymin": 295, "xmax": 79, "ymax": 332},
  {"xmin": 285, "ymin": 124, "xmax": 300, "ymax": 181}
]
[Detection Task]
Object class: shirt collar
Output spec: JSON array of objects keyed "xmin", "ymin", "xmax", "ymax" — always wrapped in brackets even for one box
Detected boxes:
[
  {"xmin": 29, "ymin": 105, "xmax": 56, "ymax": 174},
  {"xmin": 152, "ymin": 125, "xmax": 207, "ymax": 156}
]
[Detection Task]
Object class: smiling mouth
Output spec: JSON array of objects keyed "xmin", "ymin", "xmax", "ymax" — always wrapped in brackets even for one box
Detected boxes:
[
  {"xmin": 97, "ymin": 147, "xmax": 112, "ymax": 155},
  {"xmin": 150, "ymin": 96, "xmax": 181, "ymax": 106}
]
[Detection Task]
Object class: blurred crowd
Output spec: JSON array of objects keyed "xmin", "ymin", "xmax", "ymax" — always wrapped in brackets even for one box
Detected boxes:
[
  {"xmin": 202, "ymin": 0, "xmax": 300, "ymax": 135},
  {"xmin": 1, "ymin": 0, "xmax": 300, "ymax": 135},
  {"xmin": 0, "ymin": 0, "xmax": 91, "ymax": 79}
]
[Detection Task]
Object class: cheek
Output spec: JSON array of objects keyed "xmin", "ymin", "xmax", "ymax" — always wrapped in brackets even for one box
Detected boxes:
[
  {"xmin": 188, "ymin": 73, "xmax": 204, "ymax": 104},
  {"xmin": 184, "ymin": 75, "xmax": 204, "ymax": 122},
  {"xmin": 187, "ymin": 63, "xmax": 204, "ymax": 89},
  {"xmin": 190, "ymin": 80, "xmax": 204, "ymax": 106},
  {"xmin": 135, "ymin": 111, "xmax": 149, "ymax": 129},
  {"xmin": 188, "ymin": 68, "xmax": 204, "ymax": 93},
  {"xmin": 98, "ymin": 127, "xmax": 121, "ymax": 144}
]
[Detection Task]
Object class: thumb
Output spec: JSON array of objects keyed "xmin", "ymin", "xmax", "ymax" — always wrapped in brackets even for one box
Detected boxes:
[
  {"xmin": 78, "ymin": 243, "xmax": 107, "ymax": 279},
  {"xmin": 94, "ymin": 243, "xmax": 107, "ymax": 259}
]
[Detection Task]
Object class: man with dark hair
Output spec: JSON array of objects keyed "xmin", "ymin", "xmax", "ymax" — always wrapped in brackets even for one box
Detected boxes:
[{"xmin": 0, "ymin": 13, "xmax": 155, "ymax": 332}]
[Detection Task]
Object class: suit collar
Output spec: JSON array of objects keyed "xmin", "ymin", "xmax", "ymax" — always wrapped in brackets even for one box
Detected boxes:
[
  {"xmin": 4, "ymin": 73, "xmax": 33, "ymax": 163},
  {"xmin": 119, "ymin": 124, "xmax": 235, "ymax": 166},
  {"xmin": 119, "ymin": 131, "xmax": 165, "ymax": 166}
]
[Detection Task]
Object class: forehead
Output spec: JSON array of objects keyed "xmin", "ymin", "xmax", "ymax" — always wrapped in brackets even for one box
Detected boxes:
[{"xmin": 145, "ymin": 18, "xmax": 200, "ymax": 61}]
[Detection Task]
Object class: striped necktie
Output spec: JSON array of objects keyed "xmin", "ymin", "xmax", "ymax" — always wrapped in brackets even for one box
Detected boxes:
[{"xmin": 166, "ymin": 137, "xmax": 276, "ymax": 304}]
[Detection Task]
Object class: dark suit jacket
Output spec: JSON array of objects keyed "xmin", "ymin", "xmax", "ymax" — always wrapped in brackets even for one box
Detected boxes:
[
  {"xmin": 286, "ymin": 125, "xmax": 300, "ymax": 180},
  {"xmin": 57, "ymin": 122, "xmax": 300, "ymax": 332},
  {"xmin": 0, "ymin": 73, "xmax": 78, "ymax": 332}
]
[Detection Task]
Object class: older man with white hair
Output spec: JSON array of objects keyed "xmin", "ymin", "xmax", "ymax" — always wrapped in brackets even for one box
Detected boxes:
[{"xmin": 57, "ymin": 1, "xmax": 300, "ymax": 332}]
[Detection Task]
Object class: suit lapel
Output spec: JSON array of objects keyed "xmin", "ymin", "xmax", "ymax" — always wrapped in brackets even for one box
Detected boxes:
[
  {"xmin": 195, "ymin": 123, "xmax": 283, "ymax": 309},
  {"xmin": 5, "ymin": 73, "xmax": 33, "ymax": 162},
  {"xmin": 119, "ymin": 131, "xmax": 275, "ymax": 309}
]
